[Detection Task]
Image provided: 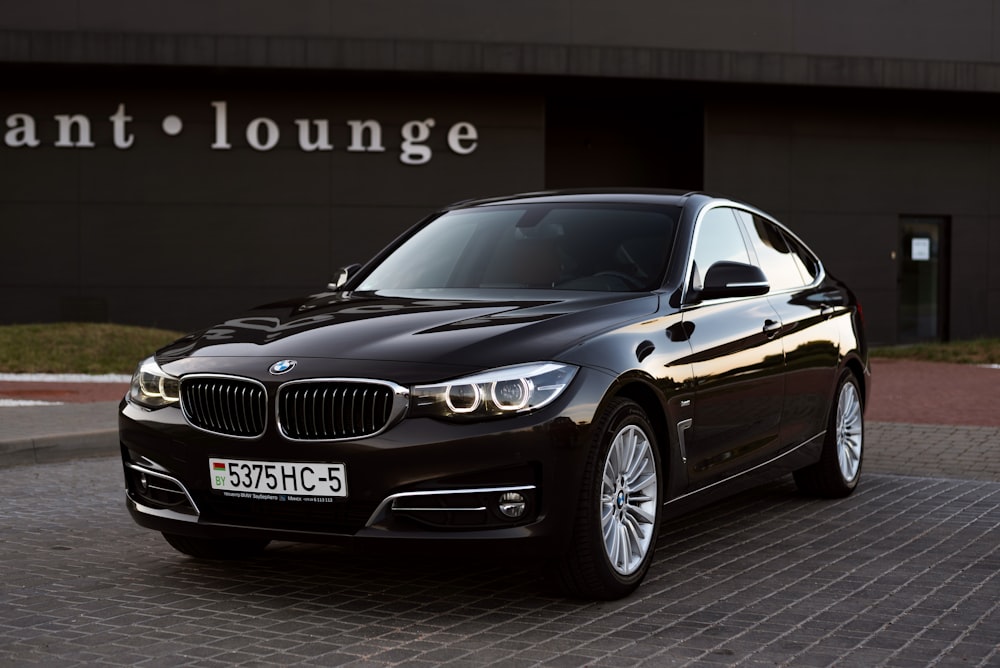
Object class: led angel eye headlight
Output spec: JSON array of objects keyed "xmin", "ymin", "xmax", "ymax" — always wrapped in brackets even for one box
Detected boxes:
[
  {"xmin": 411, "ymin": 362, "xmax": 578, "ymax": 420},
  {"xmin": 445, "ymin": 383, "xmax": 481, "ymax": 413},
  {"xmin": 491, "ymin": 378, "xmax": 530, "ymax": 411},
  {"xmin": 129, "ymin": 357, "xmax": 180, "ymax": 409}
]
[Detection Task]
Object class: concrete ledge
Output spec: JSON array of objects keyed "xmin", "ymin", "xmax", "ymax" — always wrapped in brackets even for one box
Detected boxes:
[
  {"xmin": 5, "ymin": 29, "xmax": 1000, "ymax": 94},
  {"xmin": 0, "ymin": 430, "xmax": 118, "ymax": 469}
]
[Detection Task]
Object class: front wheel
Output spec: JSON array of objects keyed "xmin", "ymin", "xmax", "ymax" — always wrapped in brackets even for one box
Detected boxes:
[
  {"xmin": 551, "ymin": 398, "xmax": 662, "ymax": 599},
  {"xmin": 794, "ymin": 371, "xmax": 864, "ymax": 498}
]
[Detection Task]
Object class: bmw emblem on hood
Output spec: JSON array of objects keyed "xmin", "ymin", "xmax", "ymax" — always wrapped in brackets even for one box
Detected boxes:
[{"xmin": 269, "ymin": 359, "xmax": 297, "ymax": 375}]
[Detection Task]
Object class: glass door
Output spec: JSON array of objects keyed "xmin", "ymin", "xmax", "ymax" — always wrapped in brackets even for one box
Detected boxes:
[{"xmin": 898, "ymin": 216, "xmax": 949, "ymax": 343}]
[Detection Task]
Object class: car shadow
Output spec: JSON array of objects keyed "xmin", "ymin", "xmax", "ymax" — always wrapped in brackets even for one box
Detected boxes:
[{"xmin": 138, "ymin": 479, "xmax": 807, "ymax": 608}]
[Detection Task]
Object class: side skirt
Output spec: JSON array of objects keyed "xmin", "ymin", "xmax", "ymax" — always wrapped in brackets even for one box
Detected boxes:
[{"xmin": 662, "ymin": 430, "xmax": 825, "ymax": 516}]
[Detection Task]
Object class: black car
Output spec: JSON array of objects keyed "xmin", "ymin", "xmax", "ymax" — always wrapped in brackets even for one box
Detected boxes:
[{"xmin": 120, "ymin": 190, "xmax": 869, "ymax": 599}]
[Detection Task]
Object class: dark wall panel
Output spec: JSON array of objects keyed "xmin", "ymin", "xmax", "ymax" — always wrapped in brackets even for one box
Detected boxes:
[
  {"xmin": 1, "ymin": 75, "xmax": 545, "ymax": 330},
  {"xmin": 950, "ymin": 215, "xmax": 992, "ymax": 339},
  {"xmin": 77, "ymin": 205, "xmax": 333, "ymax": 288},
  {"xmin": 1, "ymin": 204, "xmax": 81, "ymax": 285},
  {"xmin": 705, "ymin": 89, "xmax": 1000, "ymax": 344},
  {"xmin": 545, "ymin": 86, "xmax": 703, "ymax": 190}
]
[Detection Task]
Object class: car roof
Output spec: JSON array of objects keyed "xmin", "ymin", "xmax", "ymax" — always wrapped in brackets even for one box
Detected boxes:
[{"xmin": 445, "ymin": 188, "xmax": 707, "ymax": 210}]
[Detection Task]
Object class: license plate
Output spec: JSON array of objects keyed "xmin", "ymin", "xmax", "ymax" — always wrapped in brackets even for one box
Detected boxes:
[{"xmin": 209, "ymin": 459, "xmax": 348, "ymax": 499}]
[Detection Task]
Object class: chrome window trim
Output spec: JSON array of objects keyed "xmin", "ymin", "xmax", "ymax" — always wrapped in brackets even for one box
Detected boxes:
[
  {"xmin": 179, "ymin": 373, "xmax": 268, "ymax": 441},
  {"xmin": 681, "ymin": 199, "xmax": 826, "ymax": 306},
  {"xmin": 276, "ymin": 377, "xmax": 410, "ymax": 442},
  {"xmin": 365, "ymin": 484, "xmax": 536, "ymax": 527}
]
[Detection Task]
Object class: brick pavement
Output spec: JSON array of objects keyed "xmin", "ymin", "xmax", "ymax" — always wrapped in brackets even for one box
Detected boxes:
[
  {"xmin": 1, "ymin": 361, "xmax": 998, "ymax": 665},
  {"xmin": 0, "ymin": 457, "xmax": 997, "ymax": 667},
  {"xmin": 866, "ymin": 422, "xmax": 1000, "ymax": 482}
]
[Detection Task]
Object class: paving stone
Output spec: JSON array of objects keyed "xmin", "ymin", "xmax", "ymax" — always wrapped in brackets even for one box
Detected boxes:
[{"xmin": 2, "ymin": 455, "xmax": 998, "ymax": 666}]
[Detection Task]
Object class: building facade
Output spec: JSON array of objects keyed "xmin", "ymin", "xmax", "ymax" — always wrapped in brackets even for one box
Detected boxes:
[{"xmin": 3, "ymin": 1, "xmax": 1000, "ymax": 344}]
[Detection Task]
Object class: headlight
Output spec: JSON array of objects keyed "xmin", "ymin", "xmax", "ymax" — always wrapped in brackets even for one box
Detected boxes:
[
  {"xmin": 129, "ymin": 356, "xmax": 180, "ymax": 409},
  {"xmin": 410, "ymin": 362, "xmax": 577, "ymax": 420}
]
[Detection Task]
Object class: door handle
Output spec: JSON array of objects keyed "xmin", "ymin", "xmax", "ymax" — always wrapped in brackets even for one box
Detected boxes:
[{"xmin": 763, "ymin": 319, "xmax": 781, "ymax": 338}]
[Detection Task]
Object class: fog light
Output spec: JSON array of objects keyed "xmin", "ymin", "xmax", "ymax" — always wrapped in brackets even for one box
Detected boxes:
[
  {"xmin": 138, "ymin": 472, "xmax": 149, "ymax": 493},
  {"xmin": 498, "ymin": 492, "xmax": 526, "ymax": 519}
]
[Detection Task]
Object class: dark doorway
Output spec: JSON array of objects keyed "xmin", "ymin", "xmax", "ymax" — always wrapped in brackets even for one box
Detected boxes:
[{"xmin": 898, "ymin": 216, "xmax": 950, "ymax": 343}]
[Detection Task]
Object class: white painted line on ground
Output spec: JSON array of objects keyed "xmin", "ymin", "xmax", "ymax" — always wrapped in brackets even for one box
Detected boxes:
[
  {"xmin": 0, "ymin": 373, "xmax": 131, "ymax": 383},
  {"xmin": 0, "ymin": 399, "xmax": 65, "ymax": 407}
]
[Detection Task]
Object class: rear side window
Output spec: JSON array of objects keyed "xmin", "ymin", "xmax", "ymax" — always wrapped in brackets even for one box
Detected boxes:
[
  {"xmin": 737, "ymin": 211, "xmax": 817, "ymax": 291},
  {"xmin": 784, "ymin": 233, "xmax": 820, "ymax": 285}
]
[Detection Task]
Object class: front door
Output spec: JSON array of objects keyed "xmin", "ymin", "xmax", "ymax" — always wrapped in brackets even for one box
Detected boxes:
[
  {"xmin": 682, "ymin": 206, "xmax": 785, "ymax": 489},
  {"xmin": 898, "ymin": 216, "xmax": 949, "ymax": 343},
  {"xmin": 682, "ymin": 298, "xmax": 786, "ymax": 488}
]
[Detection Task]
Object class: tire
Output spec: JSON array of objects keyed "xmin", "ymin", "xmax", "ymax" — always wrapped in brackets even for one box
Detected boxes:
[
  {"xmin": 161, "ymin": 533, "xmax": 270, "ymax": 560},
  {"xmin": 794, "ymin": 371, "xmax": 864, "ymax": 498},
  {"xmin": 552, "ymin": 398, "xmax": 662, "ymax": 599}
]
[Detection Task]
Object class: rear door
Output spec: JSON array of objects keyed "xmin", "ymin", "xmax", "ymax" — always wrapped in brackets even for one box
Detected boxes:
[{"xmin": 735, "ymin": 210, "xmax": 841, "ymax": 450}]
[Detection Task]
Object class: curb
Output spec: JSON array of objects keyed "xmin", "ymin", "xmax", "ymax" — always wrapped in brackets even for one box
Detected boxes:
[{"xmin": 0, "ymin": 430, "xmax": 118, "ymax": 469}]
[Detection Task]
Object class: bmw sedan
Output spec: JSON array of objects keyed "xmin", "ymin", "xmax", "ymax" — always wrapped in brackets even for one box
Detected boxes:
[{"xmin": 120, "ymin": 189, "xmax": 869, "ymax": 599}]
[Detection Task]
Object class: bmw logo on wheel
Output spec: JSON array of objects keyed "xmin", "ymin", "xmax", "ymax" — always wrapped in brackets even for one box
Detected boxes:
[{"xmin": 269, "ymin": 359, "xmax": 297, "ymax": 375}]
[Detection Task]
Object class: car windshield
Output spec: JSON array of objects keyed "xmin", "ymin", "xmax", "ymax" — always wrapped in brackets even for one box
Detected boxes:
[{"xmin": 357, "ymin": 203, "xmax": 679, "ymax": 292}]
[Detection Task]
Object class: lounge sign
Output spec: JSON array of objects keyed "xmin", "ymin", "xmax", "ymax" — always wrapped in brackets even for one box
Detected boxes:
[{"xmin": 2, "ymin": 101, "xmax": 479, "ymax": 166}]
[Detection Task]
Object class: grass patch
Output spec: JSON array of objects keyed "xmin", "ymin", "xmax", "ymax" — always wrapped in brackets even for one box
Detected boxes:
[
  {"xmin": 0, "ymin": 323, "xmax": 183, "ymax": 374},
  {"xmin": 872, "ymin": 338, "xmax": 1000, "ymax": 365}
]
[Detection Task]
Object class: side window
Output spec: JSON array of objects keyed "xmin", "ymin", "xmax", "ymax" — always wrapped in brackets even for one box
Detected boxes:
[
  {"xmin": 737, "ymin": 211, "xmax": 808, "ymax": 291},
  {"xmin": 785, "ymin": 233, "xmax": 820, "ymax": 285},
  {"xmin": 692, "ymin": 207, "xmax": 751, "ymax": 283}
]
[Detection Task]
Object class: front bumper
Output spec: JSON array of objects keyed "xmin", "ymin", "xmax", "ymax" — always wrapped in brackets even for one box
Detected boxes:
[{"xmin": 119, "ymin": 367, "xmax": 610, "ymax": 557}]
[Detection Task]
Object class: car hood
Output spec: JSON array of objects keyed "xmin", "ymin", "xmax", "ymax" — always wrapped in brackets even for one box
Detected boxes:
[{"xmin": 156, "ymin": 289, "xmax": 660, "ymax": 380}]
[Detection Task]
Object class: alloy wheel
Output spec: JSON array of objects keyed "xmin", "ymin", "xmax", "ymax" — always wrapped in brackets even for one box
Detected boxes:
[
  {"xmin": 836, "ymin": 381, "xmax": 863, "ymax": 482},
  {"xmin": 600, "ymin": 424, "xmax": 658, "ymax": 575}
]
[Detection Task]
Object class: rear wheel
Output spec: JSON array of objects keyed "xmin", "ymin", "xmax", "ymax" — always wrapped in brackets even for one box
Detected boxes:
[
  {"xmin": 161, "ymin": 533, "xmax": 270, "ymax": 560},
  {"xmin": 552, "ymin": 398, "xmax": 661, "ymax": 599},
  {"xmin": 794, "ymin": 371, "xmax": 864, "ymax": 498}
]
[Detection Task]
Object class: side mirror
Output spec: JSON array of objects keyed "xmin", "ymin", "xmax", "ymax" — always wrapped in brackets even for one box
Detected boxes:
[
  {"xmin": 327, "ymin": 263, "xmax": 362, "ymax": 290},
  {"xmin": 697, "ymin": 261, "xmax": 770, "ymax": 300}
]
